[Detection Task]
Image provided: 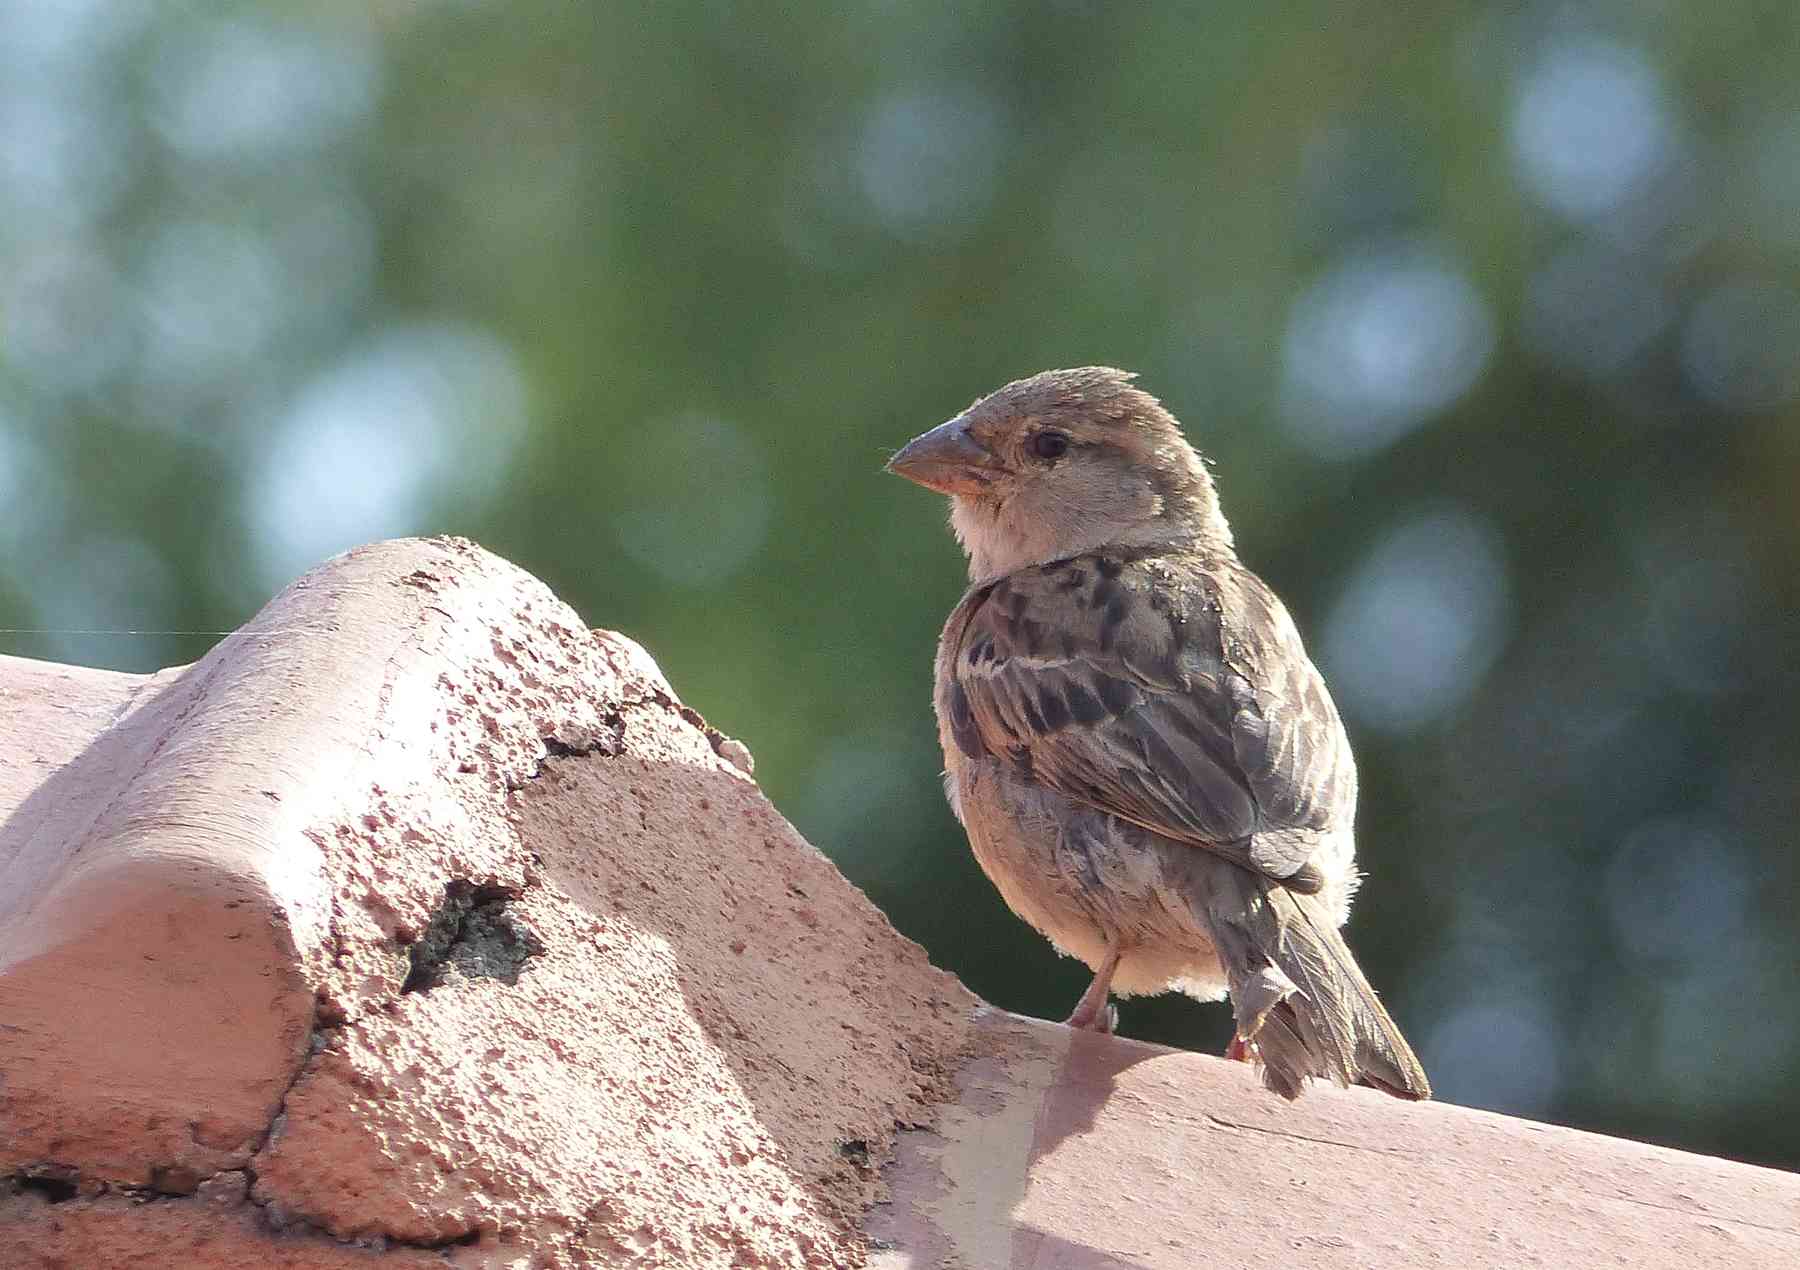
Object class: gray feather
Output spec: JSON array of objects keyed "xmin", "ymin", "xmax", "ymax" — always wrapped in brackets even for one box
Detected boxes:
[{"xmin": 1190, "ymin": 854, "xmax": 1430, "ymax": 1100}]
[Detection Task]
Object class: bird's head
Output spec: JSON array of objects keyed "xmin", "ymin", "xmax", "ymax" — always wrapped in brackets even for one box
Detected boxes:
[{"xmin": 887, "ymin": 367, "xmax": 1231, "ymax": 581}]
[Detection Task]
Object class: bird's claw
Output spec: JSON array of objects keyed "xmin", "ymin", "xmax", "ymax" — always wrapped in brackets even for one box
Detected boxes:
[{"xmin": 1064, "ymin": 1002, "xmax": 1118, "ymax": 1034}]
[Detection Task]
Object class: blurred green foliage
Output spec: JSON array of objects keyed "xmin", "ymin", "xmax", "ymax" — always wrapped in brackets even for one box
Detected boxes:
[{"xmin": 3, "ymin": 1, "xmax": 1797, "ymax": 1168}]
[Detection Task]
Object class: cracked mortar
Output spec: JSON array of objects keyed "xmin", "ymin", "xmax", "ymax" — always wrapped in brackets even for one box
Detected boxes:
[{"xmin": 0, "ymin": 537, "xmax": 976, "ymax": 1268}]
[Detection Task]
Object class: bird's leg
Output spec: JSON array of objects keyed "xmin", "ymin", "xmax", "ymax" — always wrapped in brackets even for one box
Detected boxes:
[
  {"xmin": 1224, "ymin": 1035, "xmax": 1253, "ymax": 1062},
  {"xmin": 1064, "ymin": 941, "xmax": 1122, "ymax": 1033}
]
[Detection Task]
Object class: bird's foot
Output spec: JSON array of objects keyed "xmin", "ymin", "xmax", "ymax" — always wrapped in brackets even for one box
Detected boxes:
[
  {"xmin": 1064, "ymin": 944, "xmax": 1123, "ymax": 1034},
  {"xmin": 1225, "ymin": 1034, "xmax": 1256, "ymax": 1063},
  {"xmin": 1064, "ymin": 1001, "xmax": 1118, "ymax": 1034}
]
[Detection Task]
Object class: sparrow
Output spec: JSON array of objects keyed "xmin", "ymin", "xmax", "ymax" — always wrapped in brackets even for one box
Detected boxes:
[{"xmin": 887, "ymin": 367, "xmax": 1430, "ymax": 1100}]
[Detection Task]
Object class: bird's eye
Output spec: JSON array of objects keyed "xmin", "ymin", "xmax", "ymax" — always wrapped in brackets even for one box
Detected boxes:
[{"xmin": 1029, "ymin": 430, "xmax": 1070, "ymax": 461}]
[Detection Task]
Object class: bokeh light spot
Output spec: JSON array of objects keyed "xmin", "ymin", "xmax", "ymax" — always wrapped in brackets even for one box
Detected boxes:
[
  {"xmin": 1320, "ymin": 504, "xmax": 1509, "ymax": 734},
  {"xmin": 26, "ymin": 535, "xmax": 177, "ymax": 665},
  {"xmin": 138, "ymin": 220, "xmax": 283, "ymax": 381},
  {"xmin": 794, "ymin": 729, "xmax": 918, "ymax": 877},
  {"xmin": 246, "ymin": 323, "xmax": 528, "ymax": 591},
  {"xmin": 1423, "ymin": 998, "xmax": 1563, "ymax": 1117},
  {"xmin": 1510, "ymin": 38, "xmax": 1674, "ymax": 220},
  {"xmin": 0, "ymin": 85, "xmax": 128, "ymax": 234},
  {"xmin": 1604, "ymin": 818, "xmax": 1750, "ymax": 966},
  {"xmin": 1678, "ymin": 280, "xmax": 1800, "ymax": 410},
  {"xmin": 1280, "ymin": 242, "xmax": 1494, "ymax": 458},
  {"xmin": 0, "ymin": 427, "xmax": 64, "ymax": 556},
  {"xmin": 854, "ymin": 85, "xmax": 1005, "ymax": 241},
  {"xmin": 150, "ymin": 16, "xmax": 381, "ymax": 161},
  {"xmin": 608, "ymin": 414, "xmax": 772, "ymax": 588},
  {"xmin": 1524, "ymin": 242, "xmax": 1672, "ymax": 381},
  {"xmin": 2, "ymin": 240, "xmax": 131, "ymax": 395}
]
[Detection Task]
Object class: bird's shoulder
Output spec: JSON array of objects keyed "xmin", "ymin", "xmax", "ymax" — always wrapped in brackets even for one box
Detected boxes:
[
  {"xmin": 935, "ymin": 545, "xmax": 1353, "ymax": 867},
  {"xmin": 944, "ymin": 546, "xmax": 1293, "ymax": 685}
]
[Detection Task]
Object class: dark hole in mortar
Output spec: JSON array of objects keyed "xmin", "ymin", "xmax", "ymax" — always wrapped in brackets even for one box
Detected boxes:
[
  {"xmin": 15, "ymin": 1172, "xmax": 78, "ymax": 1203},
  {"xmin": 402, "ymin": 880, "xmax": 543, "ymax": 994}
]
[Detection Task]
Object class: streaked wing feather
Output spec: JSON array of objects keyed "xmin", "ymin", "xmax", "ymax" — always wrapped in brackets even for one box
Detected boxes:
[{"xmin": 947, "ymin": 552, "xmax": 1350, "ymax": 885}]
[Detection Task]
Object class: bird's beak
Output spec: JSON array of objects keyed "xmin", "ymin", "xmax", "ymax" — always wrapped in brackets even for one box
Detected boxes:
[{"xmin": 886, "ymin": 417, "xmax": 1001, "ymax": 496}]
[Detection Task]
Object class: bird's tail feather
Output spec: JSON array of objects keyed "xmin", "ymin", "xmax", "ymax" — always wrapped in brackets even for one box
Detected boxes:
[{"xmin": 1197, "ymin": 865, "xmax": 1430, "ymax": 1101}]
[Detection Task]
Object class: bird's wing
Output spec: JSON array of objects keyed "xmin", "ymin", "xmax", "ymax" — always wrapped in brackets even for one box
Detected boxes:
[{"xmin": 940, "ymin": 552, "xmax": 1354, "ymax": 888}]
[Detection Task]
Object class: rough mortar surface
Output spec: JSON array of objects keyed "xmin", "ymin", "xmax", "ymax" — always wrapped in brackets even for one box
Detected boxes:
[{"xmin": 0, "ymin": 536, "xmax": 976, "ymax": 1268}]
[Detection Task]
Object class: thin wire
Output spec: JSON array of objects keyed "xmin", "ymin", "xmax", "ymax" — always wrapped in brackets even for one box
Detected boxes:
[{"xmin": 0, "ymin": 628, "xmax": 235, "ymax": 637}]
